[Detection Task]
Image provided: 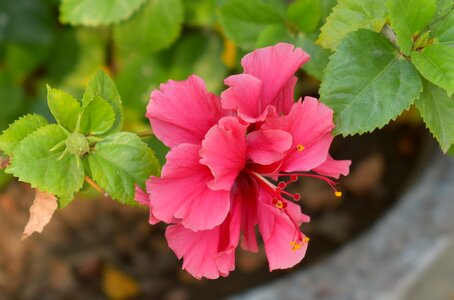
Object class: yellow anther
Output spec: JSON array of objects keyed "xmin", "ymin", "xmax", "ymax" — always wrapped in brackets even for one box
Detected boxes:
[
  {"xmin": 296, "ymin": 144, "xmax": 305, "ymax": 152},
  {"xmin": 335, "ymin": 191, "xmax": 342, "ymax": 197},
  {"xmin": 275, "ymin": 201, "xmax": 283, "ymax": 209},
  {"xmin": 290, "ymin": 241, "xmax": 301, "ymax": 251},
  {"xmin": 303, "ymin": 237, "xmax": 310, "ymax": 243}
]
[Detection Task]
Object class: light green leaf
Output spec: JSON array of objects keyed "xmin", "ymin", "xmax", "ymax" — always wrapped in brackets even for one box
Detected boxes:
[
  {"xmin": 317, "ymin": 0, "xmax": 387, "ymax": 51},
  {"xmin": 88, "ymin": 132, "xmax": 160, "ymax": 205},
  {"xmin": 59, "ymin": 0, "xmax": 147, "ymax": 26},
  {"xmin": 320, "ymin": 29, "xmax": 423, "ymax": 135},
  {"xmin": 218, "ymin": 0, "xmax": 285, "ymax": 50},
  {"xmin": 287, "ymin": 0, "xmax": 321, "ymax": 33},
  {"xmin": 255, "ymin": 24, "xmax": 294, "ymax": 48},
  {"xmin": 433, "ymin": 10, "xmax": 454, "ymax": 46},
  {"xmin": 416, "ymin": 80, "xmax": 454, "ymax": 152},
  {"xmin": 434, "ymin": 0, "xmax": 453, "ymax": 20},
  {"xmin": 184, "ymin": 0, "xmax": 216, "ymax": 27},
  {"xmin": 47, "ymin": 86, "xmax": 81, "ymax": 132},
  {"xmin": 411, "ymin": 44, "xmax": 454, "ymax": 96},
  {"xmin": 80, "ymin": 96, "xmax": 115, "ymax": 135},
  {"xmin": 114, "ymin": 0, "xmax": 183, "ymax": 55},
  {"xmin": 387, "ymin": 0, "xmax": 437, "ymax": 55},
  {"xmin": 295, "ymin": 33, "xmax": 330, "ymax": 79},
  {"xmin": 0, "ymin": 114, "xmax": 48, "ymax": 156},
  {"xmin": 83, "ymin": 70, "xmax": 123, "ymax": 133},
  {"xmin": 6, "ymin": 124, "xmax": 85, "ymax": 204}
]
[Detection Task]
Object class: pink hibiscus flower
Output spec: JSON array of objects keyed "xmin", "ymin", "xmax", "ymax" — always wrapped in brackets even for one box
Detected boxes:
[{"xmin": 137, "ymin": 43, "xmax": 351, "ymax": 279}]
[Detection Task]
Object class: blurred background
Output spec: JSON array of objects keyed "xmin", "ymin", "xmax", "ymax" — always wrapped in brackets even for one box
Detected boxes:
[{"xmin": 0, "ymin": 0, "xmax": 451, "ymax": 299}]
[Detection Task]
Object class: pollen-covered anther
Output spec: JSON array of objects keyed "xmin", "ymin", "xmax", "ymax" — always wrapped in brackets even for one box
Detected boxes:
[
  {"xmin": 335, "ymin": 191, "xmax": 342, "ymax": 197},
  {"xmin": 296, "ymin": 144, "xmax": 305, "ymax": 152},
  {"xmin": 303, "ymin": 236, "xmax": 310, "ymax": 243},
  {"xmin": 290, "ymin": 241, "xmax": 301, "ymax": 251},
  {"xmin": 274, "ymin": 200, "xmax": 286, "ymax": 209}
]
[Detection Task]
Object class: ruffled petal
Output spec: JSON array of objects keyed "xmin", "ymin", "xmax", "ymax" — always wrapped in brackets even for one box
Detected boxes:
[
  {"xmin": 200, "ymin": 117, "xmax": 247, "ymax": 191},
  {"xmin": 247, "ymin": 129, "xmax": 293, "ymax": 165},
  {"xmin": 146, "ymin": 75, "xmax": 224, "ymax": 148},
  {"xmin": 166, "ymin": 200, "xmax": 241, "ymax": 279},
  {"xmin": 221, "ymin": 74, "xmax": 264, "ymax": 123},
  {"xmin": 263, "ymin": 97, "xmax": 335, "ymax": 172},
  {"xmin": 148, "ymin": 143, "xmax": 230, "ymax": 231},
  {"xmin": 257, "ymin": 189, "xmax": 309, "ymax": 271},
  {"xmin": 313, "ymin": 155, "xmax": 351, "ymax": 179},
  {"xmin": 241, "ymin": 43, "xmax": 309, "ymax": 111}
]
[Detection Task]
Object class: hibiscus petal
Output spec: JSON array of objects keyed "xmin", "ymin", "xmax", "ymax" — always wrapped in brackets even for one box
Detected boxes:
[
  {"xmin": 247, "ymin": 129, "xmax": 293, "ymax": 165},
  {"xmin": 200, "ymin": 117, "xmax": 247, "ymax": 191},
  {"xmin": 221, "ymin": 74, "xmax": 265, "ymax": 123},
  {"xmin": 313, "ymin": 155, "xmax": 351, "ymax": 179},
  {"xmin": 166, "ymin": 200, "xmax": 241, "ymax": 279},
  {"xmin": 241, "ymin": 43, "xmax": 309, "ymax": 111},
  {"xmin": 146, "ymin": 75, "xmax": 224, "ymax": 148},
  {"xmin": 134, "ymin": 185, "xmax": 159, "ymax": 225},
  {"xmin": 257, "ymin": 189, "xmax": 309, "ymax": 271},
  {"xmin": 264, "ymin": 97, "xmax": 335, "ymax": 172},
  {"xmin": 148, "ymin": 144, "xmax": 230, "ymax": 231}
]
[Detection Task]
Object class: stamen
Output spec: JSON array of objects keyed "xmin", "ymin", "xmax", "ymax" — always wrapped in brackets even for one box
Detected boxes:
[
  {"xmin": 290, "ymin": 241, "xmax": 301, "ymax": 251},
  {"xmin": 277, "ymin": 181, "xmax": 287, "ymax": 189},
  {"xmin": 335, "ymin": 191, "xmax": 342, "ymax": 197},
  {"xmin": 275, "ymin": 200, "xmax": 284, "ymax": 209},
  {"xmin": 293, "ymin": 193, "xmax": 301, "ymax": 201},
  {"xmin": 290, "ymin": 175, "xmax": 298, "ymax": 182},
  {"xmin": 303, "ymin": 236, "xmax": 310, "ymax": 243},
  {"xmin": 296, "ymin": 144, "xmax": 304, "ymax": 151}
]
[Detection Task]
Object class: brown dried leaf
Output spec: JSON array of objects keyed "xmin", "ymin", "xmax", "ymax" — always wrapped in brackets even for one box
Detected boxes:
[{"xmin": 22, "ymin": 190, "xmax": 58, "ymax": 240}]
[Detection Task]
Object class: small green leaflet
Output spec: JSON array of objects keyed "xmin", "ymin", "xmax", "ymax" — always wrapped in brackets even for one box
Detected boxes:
[
  {"xmin": 320, "ymin": 29, "xmax": 423, "ymax": 135},
  {"xmin": 88, "ymin": 132, "xmax": 160, "ymax": 205},
  {"xmin": 416, "ymin": 80, "xmax": 454, "ymax": 152},
  {"xmin": 387, "ymin": 0, "xmax": 437, "ymax": 55},
  {"xmin": 59, "ymin": 0, "xmax": 147, "ymax": 26},
  {"xmin": 82, "ymin": 70, "xmax": 123, "ymax": 133},
  {"xmin": 317, "ymin": 0, "xmax": 388, "ymax": 51},
  {"xmin": 47, "ymin": 85, "xmax": 81, "ymax": 132},
  {"xmin": 0, "ymin": 114, "xmax": 48, "ymax": 156},
  {"xmin": 80, "ymin": 96, "xmax": 116, "ymax": 135},
  {"xmin": 6, "ymin": 124, "xmax": 85, "ymax": 206}
]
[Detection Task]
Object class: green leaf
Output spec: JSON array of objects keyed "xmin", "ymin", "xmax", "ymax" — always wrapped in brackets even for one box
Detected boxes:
[
  {"xmin": 416, "ymin": 80, "xmax": 454, "ymax": 152},
  {"xmin": 47, "ymin": 86, "xmax": 81, "ymax": 132},
  {"xmin": 114, "ymin": 0, "xmax": 184, "ymax": 55},
  {"xmin": 411, "ymin": 44, "xmax": 454, "ymax": 96},
  {"xmin": 287, "ymin": 0, "xmax": 321, "ymax": 33},
  {"xmin": 449, "ymin": 145, "xmax": 454, "ymax": 156},
  {"xmin": 295, "ymin": 33, "xmax": 330, "ymax": 79},
  {"xmin": 80, "ymin": 96, "xmax": 116, "ymax": 135},
  {"xmin": 255, "ymin": 24, "xmax": 294, "ymax": 48},
  {"xmin": 317, "ymin": 0, "xmax": 387, "ymax": 51},
  {"xmin": 88, "ymin": 132, "xmax": 160, "ymax": 205},
  {"xmin": 320, "ymin": 29, "xmax": 423, "ymax": 135},
  {"xmin": 83, "ymin": 70, "xmax": 123, "ymax": 133},
  {"xmin": 184, "ymin": 0, "xmax": 216, "ymax": 27},
  {"xmin": 387, "ymin": 0, "xmax": 437, "ymax": 55},
  {"xmin": 434, "ymin": 0, "xmax": 453, "ymax": 20},
  {"xmin": 0, "ymin": 70, "xmax": 25, "ymax": 130},
  {"xmin": 59, "ymin": 0, "xmax": 147, "ymax": 26},
  {"xmin": 218, "ymin": 0, "xmax": 285, "ymax": 50},
  {"xmin": 6, "ymin": 124, "xmax": 85, "ymax": 204},
  {"xmin": 0, "ymin": 114, "xmax": 48, "ymax": 156},
  {"xmin": 433, "ymin": 10, "xmax": 454, "ymax": 46}
]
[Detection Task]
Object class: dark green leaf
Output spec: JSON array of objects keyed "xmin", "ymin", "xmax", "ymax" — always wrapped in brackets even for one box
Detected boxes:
[
  {"xmin": 295, "ymin": 33, "xmax": 330, "ymax": 79},
  {"xmin": 88, "ymin": 132, "xmax": 160, "ymax": 205},
  {"xmin": 287, "ymin": 0, "xmax": 321, "ymax": 33},
  {"xmin": 416, "ymin": 80, "xmax": 454, "ymax": 152},
  {"xmin": 114, "ymin": 0, "xmax": 184, "ymax": 55},
  {"xmin": 218, "ymin": 0, "xmax": 285, "ymax": 50},
  {"xmin": 320, "ymin": 29, "xmax": 423, "ymax": 135},
  {"xmin": 6, "ymin": 124, "xmax": 85, "ymax": 204},
  {"xmin": 387, "ymin": 0, "xmax": 437, "ymax": 55},
  {"xmin": 433, "ymin": 10, "xmax": 454, "ymax": 46},
  {"xmin": 59, "ymin": 0, "xmax": 148, "ymax": 26},
  {"xmin": 255, "ymin": 24, "xmax": 294, "ymax": 48},
  {"xmin": 411, "ymin": 44, "xmax": 454, "ymax": 96},
  {"xmin": 317, "ymin": 0, "xmax": 387, "ymax": 50},
  {"xmin": 0, "ymin": 114, "xmax": 48, "ymax": 156}
]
